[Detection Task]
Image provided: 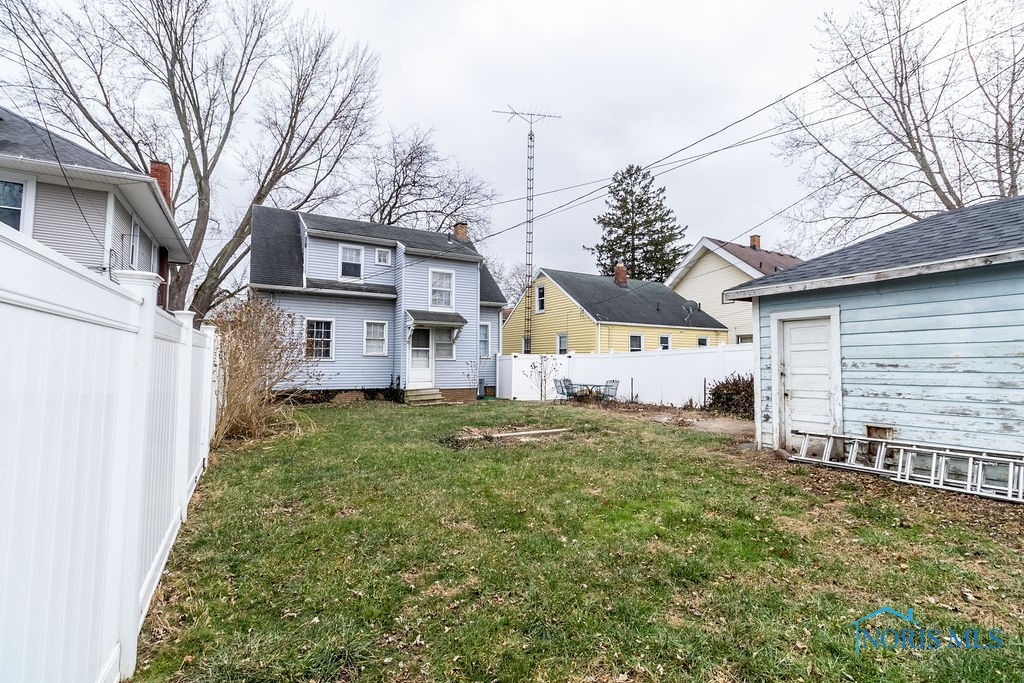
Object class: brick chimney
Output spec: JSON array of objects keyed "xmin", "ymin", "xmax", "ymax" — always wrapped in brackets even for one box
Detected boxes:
[
  {"xmin": 749, "ymin": 234, "xmax": 761, "ymax": 250},
  {"xmin": 148, "ymin": 160, "xmax": 173, "ymax": 212},
  {"xmin": 453, "ymin": 222, "xmax": 469, "ymax": 240},
  {"xmin": 613, "ymin": 262, "xmax": 628, "ymax": 287}
]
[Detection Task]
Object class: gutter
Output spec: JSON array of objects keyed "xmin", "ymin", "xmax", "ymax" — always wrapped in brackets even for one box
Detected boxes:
[{"xmin": 250, "ymin": 283, "xmax": 397, "ymax": 300}]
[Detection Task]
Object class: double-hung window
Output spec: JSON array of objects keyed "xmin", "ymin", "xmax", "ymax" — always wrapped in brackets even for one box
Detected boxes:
[
  {"xmin": 375, "ymin": 248, "xmax": 391, "ymax": 266},
  {"xmin": 430, "ymin": 270, "xmax": 454, "ymax": 309},
  {"xmin": 305, "ymin": 319, "xmax": 333, "ymax": 359},
  {"xmin": 629, "ymin": 334, "xmax": 643, "ymax": 352},
  {"xmin": 659, "ymin": 334, "xmax": 671, "ymax": 351},
  {"xmin": 535, "ymin": 285, "xmax": 545, "ymax": 312},
  {"xmin": 0, "ymin": 179, "xmax": 25, "ymax": 231},
  {"xmin": 479, "ymin": 323, "xmax": 491, "ymax": 357},
  {"xmin": 557, "ymin": 333, "xmax": 568, "ymax": 355},
  {"xmin": 435, "ymin": 328, "xmax": 455, "ymax": 359},
  {"xmin": 364, "ymin": 321, "xmax": 387, "ymax": 356},
  {"xmin": 339, "ymin": 245, "xmax": 363, "ymax": 279}
]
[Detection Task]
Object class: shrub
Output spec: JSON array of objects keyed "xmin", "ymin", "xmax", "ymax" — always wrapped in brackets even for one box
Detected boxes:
[
  {"xmin": 705, "ymin": 372, "xmax": 754, "ymax": 419},
  {"xmin": 210, "ymin": 297, "xmax": 315, "ymax": 447}
]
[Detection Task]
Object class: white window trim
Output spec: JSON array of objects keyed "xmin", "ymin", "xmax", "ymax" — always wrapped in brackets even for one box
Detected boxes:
[
  {"xmin": 659, "ymin": 334, "xmax": 671, "ymax": 350},
  {"xmin": 479, "ymin": 322, "xmax": 491, "ymax": 358},
  {"xmin": 0, "ymin": 170, "xmax": 36, "ymax": 236},
  {"xmin": 696, "ymin": 336, "xmax": 710, "ymax": 347},
  {"xmin": 338, "ymin": 243, "xmax": 364, "ymax": 281},
  {"xmin": 434, "ymin": 327, "xmax": 456, "ymax": 360},
  {"xmin": 628, "ymin": 333, "xmax": 644, "ymax": 352},
  {"xmin": 304, "ymin": 317, "xmax": 335, "ymax": 361},
  {"xmin": 428, "ymin": 268, "xmax": 455, "ymax": 311},
  {"xmin": 556, "ymin": 333, "xmax": 568, "ymax": 355},
  {"xmin": 535, "ymin": 285, "xmax": 546, "ymax": 313},
  {"xmin": 363, "ymin": 320, "xmax": 388, "ymax": 357},
  {"xmin": 375, "ymin": 248, "xmax": 391, "ymax": 266}
]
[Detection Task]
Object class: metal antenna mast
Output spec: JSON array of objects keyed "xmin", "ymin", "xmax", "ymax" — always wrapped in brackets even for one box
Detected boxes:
[{"xmin": 494, "ymin": 106, "xmax": 561, "ymax": 353}]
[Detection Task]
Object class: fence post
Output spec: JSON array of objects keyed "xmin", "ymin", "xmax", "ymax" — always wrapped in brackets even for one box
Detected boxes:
[
  {"xmin": 200, "ymin": 324, "xmax": 217, "ymax": 465},
  {"xmin": 173, "ymin": 311, "xmax": 195, "ymax": 522},
  {"xmin": 110, "ymin": 270, "xmax": 161, "ymax": 679}
]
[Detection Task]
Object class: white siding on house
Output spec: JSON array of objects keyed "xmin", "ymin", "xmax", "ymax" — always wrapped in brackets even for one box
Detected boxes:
[
  {"xmin": 111, "ymin": 199, "xmax": 133, "ymax": 270},
  {"xmin": 136, "ymin": 226, "xmax": 154, "ymax": 272},
  {"xmin": 671, "ymin": 249, "xmax": 755, "ymax": 343},
  {"xmin": 31, "ymin": 182, "xmax": 108, "ymax": 270},
  {"xmin": 479, "ymin": 306, "xmax": 502, "ymax": 388},
  {"xmin": 756, "ymin": 262, "xmax": 1024, "ymax": 452}
]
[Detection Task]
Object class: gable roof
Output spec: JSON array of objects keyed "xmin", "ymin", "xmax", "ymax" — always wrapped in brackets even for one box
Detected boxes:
[
  {"xmin": 0, "ymin": 106, "xmax": 133, "ymax": 174},
  {"xmin": 665, "ymin": 236, "xmax": 803, "ymax": 289},
  {"xmin": 249, "ymin": 205, "xmax": 506, "ymax": 304},
  {"xmin": 540, "ymin": 268, "xmax": 726, "ymax": 329},
  {"xmin": 724, "ymin": 196, "xmax": 1024, "ymax": 301}
]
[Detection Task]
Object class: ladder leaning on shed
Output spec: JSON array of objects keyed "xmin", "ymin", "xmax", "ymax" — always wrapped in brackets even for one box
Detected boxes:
[{"xmin": 790, "ymin": 431, "xmax": 1024, "ymax": 504}]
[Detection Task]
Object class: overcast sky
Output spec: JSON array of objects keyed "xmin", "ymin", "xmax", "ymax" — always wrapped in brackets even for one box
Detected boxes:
[{"xmin": 296, "ymin": 0, "xmax": 868, "ymax": 274}]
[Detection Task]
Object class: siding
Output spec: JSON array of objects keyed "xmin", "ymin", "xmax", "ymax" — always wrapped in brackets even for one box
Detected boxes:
[
  {"xmin": 306, "ymin": 236, "xmax": 395, "ymax": 287},
  {"xmin": 111, "ymin": 199, "xmax": 133, "ymax": 270},
  {"xmin": 479, "ymin": 306, "xmax": 502, "ymax": 387},
  {"xmin": 598, "ymin": 323, "xmax": 728, "ymax": 352},
  {"xmin": 756, "ymin": 262, "xmax": 1024, "ymax": 452},
  {"xmin": 31, "ymin": 182, "xmax": 107, "ymax": 270},
  {"xmin": 671, "ymin": 249, "xmax": 755, "ymax": 342},
  {"xmin": 267, "ymin": 293, "xmax": 399, "ymax": 390},
  {"xmin": 137, "ymin": 227, "xmax": 154, "ymax": 272}
]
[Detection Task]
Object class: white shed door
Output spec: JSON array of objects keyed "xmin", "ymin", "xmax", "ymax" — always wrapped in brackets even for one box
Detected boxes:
[{"xmin": 780, "ymin": 317, "xmax": 833, "ymax": 450}]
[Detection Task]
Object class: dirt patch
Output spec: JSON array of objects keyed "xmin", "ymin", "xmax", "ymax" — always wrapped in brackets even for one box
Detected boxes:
[
  {"xmin": 441, "ymin": 424, "xmax": 571, "ymax": 449},
  {"xmin": 594, "ymin": 402, "xmax": 755, "ymax": 439}
]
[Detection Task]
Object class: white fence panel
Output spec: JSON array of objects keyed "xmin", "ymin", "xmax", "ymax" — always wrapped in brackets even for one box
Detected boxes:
[
  {"xmin": 0, "ymin": 228, "xmax": 217, "ymax": 683},
  {"xmin": 496, "ymin": 345, "xmax": 755, "ymax": 405}
]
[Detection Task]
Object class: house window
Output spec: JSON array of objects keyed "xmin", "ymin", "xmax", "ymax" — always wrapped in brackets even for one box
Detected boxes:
[
  {"xmin": 0, "ymin": 180, "xmax": 24, "ymax": 230},
  {"xmin": 737, "ymin": 334, "xmax": 753, "ymax": 344},
  {"xmin": 430, "ymin": 269, "xmax": 454, "ymax": 309},
  {"xmin": 659, "ymin": 334, "xmax": 671, "ymax": 350},
  {"xmin": 305, "ymin": 319, "xmax": 333, "ymax": 359},
  {"xmin": 364, "ymin": 321, "xmax": 387, "ymax": 356},
  {"xmin": 435, "ymin": 328, "xmax": 455, "ymax": 359},
  {"xmin": 375, "ymin": 248, "xmax": 391, "ymax": 266},
  {"xmin": 535, "ymin": 285, "xmax": 545, "ymax": 312},
  {"xmin": 697, "ymin": 337, "xmax": 709, "ymax": 347},
  {"xmin": 479, "ymin": 323, "xmax": 491, "ymax": 357},
  {"xmin": 339, "ymin": 244, "xmax": 363, "ymax": 279},
  {"xmin": 629, "ymin": 334, "xmax": 643, "ymax": 352},
  {"xmin": 557, "ymin": 333, "xmax": 568, "ymax": 355}
]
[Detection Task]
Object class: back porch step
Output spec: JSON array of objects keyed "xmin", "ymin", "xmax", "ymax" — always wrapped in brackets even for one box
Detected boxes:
[{"xmin": 404, "ymin": 388, "xmax": 446, "ymax": 406}]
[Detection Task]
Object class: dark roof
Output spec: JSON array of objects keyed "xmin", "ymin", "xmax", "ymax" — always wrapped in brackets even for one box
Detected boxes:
[
  {"xmin": 251, "ymin": 205, "xmax": 304, "ymax": 287},
  {"xmin": 406, "ymin": 310, "xmax": 468, "ymax": 325},
  {"xmin": 0, "ymin": 106, "xmax": 135, "ymax": 174},
  {"xmin": 542, "ymin": 268, "xmax": 726, "ymax": 329},
  {"xmin": 727, "ymin": 195, "xmax": 1024, "ymax": 294},
  {"xmin": 707, "ymin": 237, "xmax": 803, "ymax": 275},
  {"xmin": 479, "ymin": 263, "xmax": 507, "ymax": 304},
  {"xmin": 306, "ymin": 278, "xmax": 396, "ymax": 296},
  {"xmin": 301, "ymin": 211, "xmax": 481, "ymax": 259}
]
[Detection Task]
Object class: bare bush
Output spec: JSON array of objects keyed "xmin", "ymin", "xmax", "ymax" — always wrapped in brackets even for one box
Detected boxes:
[{"xmin": 211, "ymin": 297, "xmax": 313, "ymax": 447}]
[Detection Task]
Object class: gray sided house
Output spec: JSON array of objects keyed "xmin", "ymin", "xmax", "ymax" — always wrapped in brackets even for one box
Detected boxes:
[
  {"xmin": 249, "ymin": 206, "xmax": 507, "ymax": 401},
  {"xmin": 725, "ymin": 196, "xmax": 1024, "ymax": 454},
  {"xmin": 0, "ymin": 106, "xmax": 190, "ymax": 298}
]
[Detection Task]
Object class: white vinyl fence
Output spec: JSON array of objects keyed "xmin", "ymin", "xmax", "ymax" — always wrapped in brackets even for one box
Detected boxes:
[
  {"xmin": 0, "ymin": 227, "xmax": 217, "ymax": 683},
  {"xmin": 496, "ymin": 345, "xmax": 754, "ymax": 405}
]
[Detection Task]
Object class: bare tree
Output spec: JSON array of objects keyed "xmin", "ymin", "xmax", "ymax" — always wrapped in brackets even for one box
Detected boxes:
[
  {"xmin": 0, "ymin": 0, "xmax": 377, "ymax": 320},
  {"xmin": 488, "ymin": 258, "xmax": 533, "ymax": 305},
  {"xmin": 356, "ymin": 126, "xmax": 496, "ymax": 235},
  {"xmin": 778, "ymin": 0, "xmax": 1024, "ymax": 253}
]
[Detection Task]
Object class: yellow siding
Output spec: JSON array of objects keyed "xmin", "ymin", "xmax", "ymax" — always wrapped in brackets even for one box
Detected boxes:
[
  {"xmin": 670, "ymin": 250, "xmax": 755, "ymax": 343},
  {"xmin": 501, "ymin": 274, "xmax": 729, "ymax": 354}
]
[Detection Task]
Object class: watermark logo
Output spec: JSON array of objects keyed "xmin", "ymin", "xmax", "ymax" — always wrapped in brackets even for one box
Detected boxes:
[{"xmin": 851, "ymin": 606, "xmax": 1003, "ymax": 652}]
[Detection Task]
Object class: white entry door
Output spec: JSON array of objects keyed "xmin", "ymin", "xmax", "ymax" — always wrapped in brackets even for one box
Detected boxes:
[
  {"xmin": 409, "ymin": 328, "xmax": 433, "ymax": 388},
  {"xmin": 780, "ymin": 317, "xmax": 834, "ymax": 450}
]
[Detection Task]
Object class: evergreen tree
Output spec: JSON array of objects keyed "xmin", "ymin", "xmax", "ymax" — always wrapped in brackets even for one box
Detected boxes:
[{"xmin": 585, "ymin": 164, "xmax": 688, "ymax": 280}]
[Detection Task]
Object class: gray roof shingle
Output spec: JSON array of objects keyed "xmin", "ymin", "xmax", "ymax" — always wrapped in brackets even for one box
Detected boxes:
[
  {"xmin": 251, "ymin": 205, "xmax": 304, "ymax": 287},
  {"xmin": 301, "ymin": 211, "xmax": 481, "ymax": 259},
  {"xmin": 727, "ymin": 196, "xmax": 1024, "ymax": 294},
  {"xmin": 0, "ymin": 106, "xmax": 136, "ymax": 174},
  {"xmin": 406, "ymin": 310, "xmax": 468, "ymax": 325},
  {"xmin": 479, "ymin": 263, "xmax": 507, "ymax": 304},
  {"xmin": 707, "ymin": 237, "xmax": 803, "ymax": 276},
  {"xmin": 542, "ymin": 268, "xmax": 726, "ymax": 329}
]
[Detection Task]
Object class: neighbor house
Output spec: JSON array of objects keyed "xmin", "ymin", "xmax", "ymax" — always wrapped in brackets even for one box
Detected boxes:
[
  {"xmin": 0, "ymin": 106, "xmax": 190, "ymax": 304},
  {"xmin": 724, "ymin": 197, "xmax": 1024, "ymax": 453},
  {"xmin": 249, "ymin": 206, "xmax": 507, "ymax": 402},
  {"xmin": 665, "ymin": 235, "xmax": 802, "ymax": 344},
  {"xmin": 501, "ymin": 265, "xmax": 727, "ymax": 354}
]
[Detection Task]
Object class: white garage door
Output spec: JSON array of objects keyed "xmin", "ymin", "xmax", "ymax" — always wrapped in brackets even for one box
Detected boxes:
[{"xmin": 780, "ymin": 317, "xmax": 834, "ymax": 450}]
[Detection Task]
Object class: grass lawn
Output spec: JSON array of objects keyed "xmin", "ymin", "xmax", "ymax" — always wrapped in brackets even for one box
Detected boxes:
[{"xmin": 134, "ymin": 401, "xmax": 1024, "ymax": 682}]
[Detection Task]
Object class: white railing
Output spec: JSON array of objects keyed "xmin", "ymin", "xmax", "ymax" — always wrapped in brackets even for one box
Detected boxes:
[
  {"xmin": 496, "ymin": 345, "xmax": 755, "ymax": 405},
  {"xmin": 0, "ymin": 228, "xmax": 217, "ymax": 683}
]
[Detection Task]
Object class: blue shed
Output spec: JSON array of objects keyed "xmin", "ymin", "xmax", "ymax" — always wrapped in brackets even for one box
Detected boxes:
[{"xmin": 724, "ymin": 197, "xmax": 1024, "ymax": 455}]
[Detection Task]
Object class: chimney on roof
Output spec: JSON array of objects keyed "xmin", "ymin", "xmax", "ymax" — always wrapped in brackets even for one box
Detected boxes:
[
  {"xmin": 613, "ymin": 262, "xmax": 628, "ymax": 287},
  {"xmin": 453, "ymin": 222, "xmax": 469, "ymax": 240},
  {"xmin": 749, "ymin": 234, "xmax": 761, "ymax": 250},
  {"xmin": 148, "ymin": 160, "xmax": 173, "ymax": 213}
]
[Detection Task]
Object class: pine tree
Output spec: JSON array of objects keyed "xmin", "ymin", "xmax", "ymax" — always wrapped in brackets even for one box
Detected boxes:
[{"xmin": 585, "ymin": 164, "xmax": 689, "ymax": 280}]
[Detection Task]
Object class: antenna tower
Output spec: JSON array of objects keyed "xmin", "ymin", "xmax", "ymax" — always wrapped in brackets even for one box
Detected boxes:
[{"xmin": 494, "ymin": 106, "xmax": 561, "ymax": 352}]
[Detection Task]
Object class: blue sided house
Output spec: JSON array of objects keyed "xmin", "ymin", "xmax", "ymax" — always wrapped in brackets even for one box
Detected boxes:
[{"xmin": 249, "ymin": 206, "xmax": 507, "ymax": 403}]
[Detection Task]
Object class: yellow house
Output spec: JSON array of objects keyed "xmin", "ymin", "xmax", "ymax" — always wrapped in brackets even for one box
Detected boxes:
[
  {"xmin": 664, "ymin": 235, "xmax": 802, "ymax": 344},
  {"xmin": 501, "ymin": 266, "xmax": 728, "ymax": 354}
]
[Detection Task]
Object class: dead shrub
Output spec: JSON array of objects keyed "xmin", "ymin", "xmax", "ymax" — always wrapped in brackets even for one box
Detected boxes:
[
  {"xmin": 705, "ymin": 372, "xmax": 755, "ymax": 419},
  {"xmin": 210, "ymin": 297, "xmax": 316, "ymax": 447}
]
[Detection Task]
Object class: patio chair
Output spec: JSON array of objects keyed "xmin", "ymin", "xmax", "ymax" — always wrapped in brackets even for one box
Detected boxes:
[
  {"xmin": 555, "ymin": 378, "xmax": 578, "ymax": 403},
  {"xmin": 599, "ymin": 379, "xmax": 619, "ymax": 402}
]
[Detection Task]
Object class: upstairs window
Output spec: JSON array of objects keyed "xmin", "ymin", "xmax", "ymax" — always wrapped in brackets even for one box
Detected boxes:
[
  {"xmin": 375, "ymin": 248, "xmax": 391, "ymax": 266},
  {"xmin": 305, "ymin": 319, "xmax": 333, "ymax": 359},
  {"xmin": 0, "ymin": 180, "xmax": 24, "ymax": 231},
  {"xmin": 629, "ymin": 334, "xmax": 643, "ymax": 352},
  {"xmin": 339, "ymin": 245, "xmax": 363, "ymax": 279},
  {"xmin": 535, "ymin": 285, "xmax": 546, "ymax": 312},
  {"xmin": 430, "ymin": 270, "xmax": 454, "ymax": 309}
]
